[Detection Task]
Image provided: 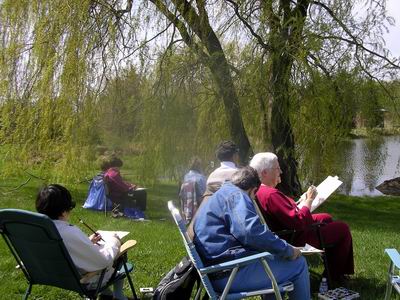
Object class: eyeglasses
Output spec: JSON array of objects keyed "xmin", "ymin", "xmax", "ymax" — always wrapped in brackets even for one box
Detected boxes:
[{"xmin": 268, "ymin": 167, "xmax": 281, "ymax": 171}]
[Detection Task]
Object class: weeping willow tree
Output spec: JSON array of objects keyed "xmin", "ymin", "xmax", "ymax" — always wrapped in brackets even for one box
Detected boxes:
[
  {"xmin": 0, "ymin": 1, "xmax": 133, "ymax": 181},
  {"xmin": 136, "ymin": 49, "xmax": 232, "ymax": 182},
  {"xmin": 1, "ymin": 0, "xmax": 399, "ymax": 190},
  {"xmin": 97, "ymin": 67, "xmax": 147, "ymax": 149},
  {"xmin": 0, "ymin": 0, "xmax": 252, "ymax": 183}
]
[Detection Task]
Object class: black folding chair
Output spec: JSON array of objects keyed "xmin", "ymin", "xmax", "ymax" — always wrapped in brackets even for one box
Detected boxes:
[{"xmin": 275, "ymin": 222, "xmax": 334, "ymax": 288}]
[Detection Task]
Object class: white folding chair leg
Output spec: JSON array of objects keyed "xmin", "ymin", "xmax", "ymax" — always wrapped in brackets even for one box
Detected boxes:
[
  {"xmin": 220, "ymin": 267, "xmax": 239, "ymax": 300},
  {"xmin": 261, "ymin": 258, "xmax": 283, "ymax": 300}
]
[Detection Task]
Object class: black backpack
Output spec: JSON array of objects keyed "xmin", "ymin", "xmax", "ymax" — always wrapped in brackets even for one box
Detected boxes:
[{"xmin": 153, "ymin": 256, "xmax": 201, "ymax": 300}]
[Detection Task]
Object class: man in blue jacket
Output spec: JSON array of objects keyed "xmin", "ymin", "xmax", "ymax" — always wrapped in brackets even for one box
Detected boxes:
[{"xmin": 192, "ymin": 167, "xmax": 310, "ymax": 299}]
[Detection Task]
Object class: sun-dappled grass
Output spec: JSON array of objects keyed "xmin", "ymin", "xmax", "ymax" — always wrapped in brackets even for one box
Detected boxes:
[{"xmin": 0, "ymin": 178, "xmax": 399, "ymax": 299}]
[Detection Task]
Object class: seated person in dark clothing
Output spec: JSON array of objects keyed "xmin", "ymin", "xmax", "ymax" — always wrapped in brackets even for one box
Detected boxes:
[{"xmin": 101, "ymin": 155, "xmax": 146, "ymax": 215}]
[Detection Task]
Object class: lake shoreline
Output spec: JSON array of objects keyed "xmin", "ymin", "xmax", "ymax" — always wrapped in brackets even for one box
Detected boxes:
[{"xmin": 349, "ymin": 127, "xmax": 400, "ymax": 139}]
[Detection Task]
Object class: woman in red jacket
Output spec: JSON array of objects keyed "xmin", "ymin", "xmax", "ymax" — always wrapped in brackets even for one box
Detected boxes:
[{"xmin": 250, "ymin": 152, "xmax": 354, "ymax": 283}]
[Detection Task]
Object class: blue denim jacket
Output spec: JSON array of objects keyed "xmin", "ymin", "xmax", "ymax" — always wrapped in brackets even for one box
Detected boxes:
[{"xmin": 193, "ymin": 182, "xmax": 293, "ymax": 265}]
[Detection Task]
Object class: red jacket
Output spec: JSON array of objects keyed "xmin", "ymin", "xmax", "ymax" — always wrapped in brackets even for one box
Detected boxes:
[
  {"xmin": 104, "ymin": 167, "xmax": 133, "ymax": 201},
  {"xmin": 256, "ymin": 184, "xmax": 314, "ymax": 233}
]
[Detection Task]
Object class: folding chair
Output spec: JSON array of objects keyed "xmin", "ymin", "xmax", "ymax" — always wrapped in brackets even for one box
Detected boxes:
[
  {"xmin": 384, "ymin": 248, "xmax": 400, "ymax": 300},
  {"xmin": 167, "ymin": 201, "xmax": 294, "ymax": 300},
  {"xmin": 0, "ymin": 209, "xmax": 138, "ymax": 300},
  {"xmin": 83, "ymin": 174, "xmax": 113, "ymax": 217},
  {"xmin": 275, "ymin": 223, "xmax": 333, "ymax": 288}
]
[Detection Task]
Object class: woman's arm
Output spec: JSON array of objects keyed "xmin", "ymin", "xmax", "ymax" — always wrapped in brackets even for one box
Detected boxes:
[{"xmin": 268, "ymin": 191, "xmax": 315, "ymax": 230}]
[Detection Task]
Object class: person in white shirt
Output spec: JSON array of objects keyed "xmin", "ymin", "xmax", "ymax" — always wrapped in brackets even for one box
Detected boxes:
[
  {"xmin": 35, "ymin": 184, "xmax": 132, "ymax": 300},
  {"xmin": 206, "ymin": 140, "xmax": 239, "ymax": 192}
]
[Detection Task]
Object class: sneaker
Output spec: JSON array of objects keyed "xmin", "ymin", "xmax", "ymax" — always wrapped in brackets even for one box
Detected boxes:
[{"xmin": 111, "ymin": 210, "xmax": 124, "ymax": 218}]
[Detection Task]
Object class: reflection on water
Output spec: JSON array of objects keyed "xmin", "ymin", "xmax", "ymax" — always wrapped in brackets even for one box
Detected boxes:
[{"xmin": 337, "ymin": 136, "xmax": 400, "ymax": 196}]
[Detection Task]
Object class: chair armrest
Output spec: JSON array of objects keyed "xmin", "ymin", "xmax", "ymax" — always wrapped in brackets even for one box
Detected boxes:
[
  {"xmin": 117, "ymin": 239, "xmax": 137, "ymax": 259},
  {"xmin": 80, "ymin": 241, "xmax": 137, "ymax": 283},
  {"xmin": 309, "ymin": 222, "xmax": 325, "ymax": 228},
  {"xmin": 199, "ymin": 252, "xmax": 274, "ymax": 274},
  {"xmin": 386, "ymin": 249, "xmax": 400, "ymax": 269},
  {"xmin": 274, "ymin": 229, "xmax": 296, "ymax": 236},
  {"xmin": 275, "ymin": 222, "xmax": 324, "ymax": 236}
]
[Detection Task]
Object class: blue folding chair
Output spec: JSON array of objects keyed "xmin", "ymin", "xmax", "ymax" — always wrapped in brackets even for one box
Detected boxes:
[
  {"xmin": 384, "ymin": 248, "xmax": 400, "ymax": 300},
  {"xmin": 167, "ymin": 201, "xmax": 294, "ymax": 300}
]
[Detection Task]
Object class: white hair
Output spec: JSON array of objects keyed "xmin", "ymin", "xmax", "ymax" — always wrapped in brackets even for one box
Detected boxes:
[{"xmin": 249, "ymin": 152, "xmax": 278, "ymax": 176}]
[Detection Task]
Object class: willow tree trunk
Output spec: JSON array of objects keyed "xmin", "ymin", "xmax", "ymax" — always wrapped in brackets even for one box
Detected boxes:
[
  {"xmin": 269, "ymin": 52, "xmax": 301, "ymax": 196},
  {"xmin": 262, "ymin": 0, "xmax": 311, "ymax": 196},
  {"xmin": 205, "ymin": 39, "xmax": 252, "ymax": 164},
  {"xmin": 153, "ymin": 0, "xmax": 253, "ymax": 164}
]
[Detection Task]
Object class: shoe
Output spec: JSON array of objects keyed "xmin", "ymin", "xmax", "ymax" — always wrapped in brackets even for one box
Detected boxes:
[{"xmin": 112, "ymin": 211, "xmax": 124, "ymax": 218}]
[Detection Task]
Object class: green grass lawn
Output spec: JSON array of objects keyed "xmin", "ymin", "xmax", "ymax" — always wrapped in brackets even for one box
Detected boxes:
[{"xmin": 0, "ymin": 178, "xmax": 399, "ymax": 299}]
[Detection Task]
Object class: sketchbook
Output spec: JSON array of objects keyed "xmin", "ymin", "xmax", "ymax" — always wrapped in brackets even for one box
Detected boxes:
[
  {"xmin": 135, "ymin": 187, "xmax": 147, "ymax": 191},
  {"xmin": 297, "ymin": 176, "xmax": 343, "ymax": 212},
  {"xmin": 300, "ymin": 243, "xmax": 324, "ymax": 255},
  {"xmin": 96, "ymin": 230, "xmax": 130, "ymax": 241}
]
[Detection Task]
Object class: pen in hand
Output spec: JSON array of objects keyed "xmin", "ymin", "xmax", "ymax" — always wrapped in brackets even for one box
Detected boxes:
[{"xmin": 79, "ymin": 218, "xmax": 105, "ymax": 242}]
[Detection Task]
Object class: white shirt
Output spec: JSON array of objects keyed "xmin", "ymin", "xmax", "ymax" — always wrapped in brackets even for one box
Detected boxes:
[
  {"xmin": 54, "ymin": 220, "xmax": 121, "ymax": 287},
  {"xmin": 206, "ymin": 161, "xmax": 238, "ymax": 192}
]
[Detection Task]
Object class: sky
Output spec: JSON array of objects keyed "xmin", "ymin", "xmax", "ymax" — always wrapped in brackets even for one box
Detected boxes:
[{"xmin": 383, "ymin": 0, "xmax": 400, "ymax": 58}]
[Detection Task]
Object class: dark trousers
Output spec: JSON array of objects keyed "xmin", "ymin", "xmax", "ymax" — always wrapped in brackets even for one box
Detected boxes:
[{"xmin": 294, "ymin": 213, "xmax": 354, "ymax": 280}]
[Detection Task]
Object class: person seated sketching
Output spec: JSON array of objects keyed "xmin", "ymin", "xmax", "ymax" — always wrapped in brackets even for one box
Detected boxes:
[
  {"xmin": 103, "ymin": 155, "xmax": 146, "ymax": 215},
  {"xmin": 192, "ymin": 167, "xmax": 311, "ymax": 299},
  {"xmin": 206, "ymin": 140, "xmax": 240, "ymax": 193},
  {"xmin": 35, "ymin": 184, "xmax": 131, "ymax": 300},
  {"xmin": 250, "ymin": 152, "xmax": 354, "ymax": 282}
]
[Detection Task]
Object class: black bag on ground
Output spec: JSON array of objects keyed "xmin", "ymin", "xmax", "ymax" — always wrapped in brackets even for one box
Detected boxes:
[
  {"xmin": 153, "ymin": 256, "xmax": 200, "ymax": 300},
  {"xmin": 126, "ymin": 189, "xmax": 147, "ymax": 211}
]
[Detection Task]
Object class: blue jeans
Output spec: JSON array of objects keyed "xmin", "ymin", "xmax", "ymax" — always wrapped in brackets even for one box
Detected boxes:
[{"xmin": 212, "ymin": 256, "xmax": 310, "ymax": 300}]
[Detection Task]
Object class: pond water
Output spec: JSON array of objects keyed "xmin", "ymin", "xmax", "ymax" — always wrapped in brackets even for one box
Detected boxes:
[{"xmin": 335, "ymin": 135, "xmax": 400, "ymax": 196}]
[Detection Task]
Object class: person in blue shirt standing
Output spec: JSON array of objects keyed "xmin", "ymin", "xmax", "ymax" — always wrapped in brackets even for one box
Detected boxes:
[{"xmin": 192, "ymin": 166, "xmax": 310, "ymax": 299}]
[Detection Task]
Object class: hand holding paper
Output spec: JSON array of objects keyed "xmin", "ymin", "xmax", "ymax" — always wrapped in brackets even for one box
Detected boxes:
[
  {"xmin": 298, "ymin": 176, "xmax": 343, "ymax": 212},
  {"xmin": 301, "ymin": 185, "xmax": 318, "ymax": 209},
  {"xmin": 300, "ymin": 243, "xmax": 324, "ymax": 255}
]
